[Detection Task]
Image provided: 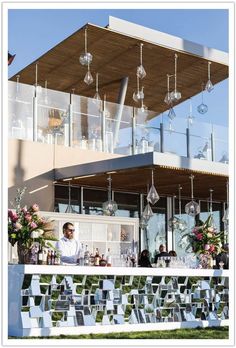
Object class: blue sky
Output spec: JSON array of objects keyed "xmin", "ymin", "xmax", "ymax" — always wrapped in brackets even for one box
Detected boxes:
[{"xmin": 8, "ymin": 9, "xmax": 229, "ymax": 127}]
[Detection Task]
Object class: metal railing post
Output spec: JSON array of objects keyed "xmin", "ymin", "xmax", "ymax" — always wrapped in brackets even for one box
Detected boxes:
[
  {"xmin": 186, "ymin": 127, "xmax": 190, "ymax": 158},
  {"xmin": 101, "ymin": 99, "xmax": 106, "ymax": 152},
  {"xmin": 160, "ymin": 122, "xmax": 164, "ymax": 153},
  {"xmin": 132, "ymin": 108, "xmax": 136, "ymax": 155},
  {"xmin": 211, "ymin": 132, "xmax": 215, "ymax": 162},
  {"xmin": 32, "ymin": 90, "xmax": 38, "ymax": 142},
  {"xmin": 68, "ymin": 94, "xmax": 73, "ymax": 147}
]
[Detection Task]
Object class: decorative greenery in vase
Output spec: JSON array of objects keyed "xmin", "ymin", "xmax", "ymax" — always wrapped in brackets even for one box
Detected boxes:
[
  {"xmin": 8, "ymin": 187, "xmax": 57, "ymax": 249},
  {"xmin": 182, "ymin": 215, "xmax": 223, "ymax": 266}
]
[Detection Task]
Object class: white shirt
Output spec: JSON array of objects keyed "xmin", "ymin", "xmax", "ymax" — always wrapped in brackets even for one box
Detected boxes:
[{"xmin": 56, "ymin": 237, "xmax": 80, "ymax": 264}]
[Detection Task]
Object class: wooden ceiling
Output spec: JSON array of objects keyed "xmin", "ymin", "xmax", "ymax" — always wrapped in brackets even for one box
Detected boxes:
[
  {"xmin": 10, "ymin": 23, "xmax": 228, "ymax": 117},
  {"xmin": 57, "ymin": 165, "xmax": 227, "ymax": 202}
]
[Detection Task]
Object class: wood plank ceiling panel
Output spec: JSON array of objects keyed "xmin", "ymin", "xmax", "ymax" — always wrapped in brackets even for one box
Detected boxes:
[
  {"xmin": 10, "ymin": 24, "xmax": 228, "ymax": 118},
  {"xmin": 57, "ymin": 165, "xmax": 227, "ymax": 201}
]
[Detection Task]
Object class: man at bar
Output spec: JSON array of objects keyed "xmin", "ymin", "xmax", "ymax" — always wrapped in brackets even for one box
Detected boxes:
[
  {"xmin": 56, "ymin": 222, "xmax": 80, "ymax": 264},
  {"xmin": 154, "ymin": 244, "xmax": 170, "ymax": 263}
]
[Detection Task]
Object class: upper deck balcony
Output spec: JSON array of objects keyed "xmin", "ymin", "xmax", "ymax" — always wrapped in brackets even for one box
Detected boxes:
[{"xmin": 8, "ymin": 80, "xmax": 228, "ymax": 165}]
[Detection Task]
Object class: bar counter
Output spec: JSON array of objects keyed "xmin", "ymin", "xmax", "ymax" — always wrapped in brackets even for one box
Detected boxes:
[{"xmin": 8, "ymin": 264, "xmax": 229, "ymax": 337}]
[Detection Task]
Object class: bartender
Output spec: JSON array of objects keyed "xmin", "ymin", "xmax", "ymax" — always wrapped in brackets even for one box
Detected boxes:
[{"xmin": 56, "ymin": 222, "xmax": 80, "ymax": 264}]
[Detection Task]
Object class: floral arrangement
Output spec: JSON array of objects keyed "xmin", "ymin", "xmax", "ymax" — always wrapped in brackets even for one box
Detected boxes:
[
  {"xmin": 183, "ymin": 215, "xmax": 223, "ymax": 256},
  {"xmin": 8, "ymin": 187, "xmax": 57, "ymax": 248}
]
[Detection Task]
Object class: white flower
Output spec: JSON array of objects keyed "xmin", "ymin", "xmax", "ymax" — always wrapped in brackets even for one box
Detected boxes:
[
  {"xmin": 35, "ymin": 229, "xmax": 44, "ymax": 236},
  {"xmin": 30, "ymin": 231, "xmax": 39, "ymax": 239}
]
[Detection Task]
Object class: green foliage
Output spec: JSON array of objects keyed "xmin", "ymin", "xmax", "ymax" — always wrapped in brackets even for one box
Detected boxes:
[
  {"xmin": 9, "ymin": 326, "xmax": 229, "ymax": 339},
  {"xmin": 56, "ymin": 275, "xmax": 64, "ymax": 284},
  {"xmin": 96, "ymin": 311, "xmax": 104, "ymax": 323},
  {"xmin": 51, "ymin": 312, "xmax": 63, "ymax": 321},
  {"xmin": 22, "ymin": 274, "xmax": 32, "ymax": 289},
  {"xmin": 73, "ymin": 275, "xmax": 84, "ymax": 284},
  {"xmin": 40, "ymin": 285, "xmax": 48, "ymax": 294},
  {"xmin": 34, "ymin": 296, "xmax": 42, "ymax": 306},
  {"xmin": 40, "ymin": 275, "xmax": 52, "ymax": 284}
]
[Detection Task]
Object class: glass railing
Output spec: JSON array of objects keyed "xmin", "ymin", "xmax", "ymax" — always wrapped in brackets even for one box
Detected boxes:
[{"xmin": 8, "ymin": 81, "xmax": 228, "ymax": 163}]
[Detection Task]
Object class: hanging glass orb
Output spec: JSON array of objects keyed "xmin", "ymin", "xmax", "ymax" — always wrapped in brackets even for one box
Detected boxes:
[
  {"xmin": 142, "ymin": 203, "xmax": 154, "ymax": 220},
  {"xmin": 168, "ymin": 216, "xmax": 180, "ymax": 229},
  {"xmin": 170, "ymin": 90, "xmax": 182, "ymax": 102},
  {"xmin": 222, "ymin": 207, "xmax": 229, "ymax": 224},
  {"xmin": 102, "ymin": 200, "xmax": 118, "ymax": 216},
  {"xmin": 147, "ymin": 185, "xmax": 160, "ymax": 205},
  {"xmin": 140, "ymin": 217, "xmax": 148, "ymax": 229},
  {"xmin": 79, "ymin": 52, "xmax": 93, "ymax": 66},
  {"xmin": 164, "ymin": 92, "xmax": 172, "ymax": 105},
  {"xmin": 177, "ymin": 219, "xmax": 188, "ymax": 232},
  {"xmin": 84, "ymin": 70, "xmax": 93, "ymax": 85},
  {"xmin": 136, "ymin": 65, "xmax": 146, "ymax": 79},
  {"xmin": 205, "ymin": 79, "xmax": 214, "ymax": 92},
  {"xmin": 197, "ymin": 103, "xmax": 208, "ymax": 114},
  {"xmin": 185, "ymin": 200, "xmax": 200, "ymax": 217}
]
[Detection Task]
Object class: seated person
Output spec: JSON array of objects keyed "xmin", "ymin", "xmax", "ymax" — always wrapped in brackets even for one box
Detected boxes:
[
  {"xmin": 138, "ymin": 249, "xmax": 152, "ymax": 268},
  {"xmin": 215, "ymin": 243, "xmax": 229, "ymax": 269},
  {"xmin": 169, "ymin": 250, "xmax": 177, "ymax": 257},
  {"xmin": 154, "ymin": 244, "xmax": 170, "ymax": 263}
]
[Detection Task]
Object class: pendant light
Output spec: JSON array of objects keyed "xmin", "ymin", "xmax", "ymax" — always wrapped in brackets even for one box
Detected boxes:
[
  {"xmin": 170, "ymin": 54, "xmax": 181, "ymax": 102},
  {"xmin": 133, "ymin": 75, "xmax": 144, "ymax": 102},
  {"xmin": 79, "ymin": 27, "xmax": 93, "ymax": 66},
  {"xmin": 102, "ymin": 175, "xmax": 118, "ymax": 216},
  {"xmin": 197, "ymin": 83, "xmax": 208, "ymax": 114},
  {"xmin": 93, "ymin": 73, "xmax": 101, "ymax": 101},
  {"xmin": 164, "ymin": 74, "xmax": 172, "ymax": 105},
  {"xmin": 205, "ymin": 61, "xmax": 214, "ymax": 92},
  {"xmin": 80, "ymin": 27, "xmax": 93, "ymax": 85},
  {"xmin": 168, "ymin": 195, "xmax": 180, "ymax": 229},
  {"xmin": 187, "ymin": 98, "xmax": 195, "ymax": 126},
  {"xmin": 65, "ymin": 182, "xmax": 78, "ymax": 213},
  {"xmin": 177, "ymin": 185, "xmax": 187, "ymax": 231},
  {"xmin": 137, "ymin": 43, "xmax": 146, "ymax": 79},
  {"xmin": 147, "ymin": 169, "xmax": 160, "ymax": 205},
  {"xmin": 185, "ymin": 175, "xmax": 200, "ymax": 216}
]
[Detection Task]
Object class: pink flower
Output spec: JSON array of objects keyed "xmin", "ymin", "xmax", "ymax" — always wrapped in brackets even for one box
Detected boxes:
[
  {"xmin": 192, "ymin": 228, "xmax": 199, "ymax": 234},
  {"xmin": 30, "ymin": 221, "xmax": 37, "ymax": 229},
  {"xmin": 204, "ymin": 244, "xmax": 210, "ymax": 251},
  {"xmin": 209, "ymin": 245, "xmax": 215, "ymax": 252},
  {"xmin": 25, "ymin": 213, "xmax": 32, "ymax": 222},
  {"xmin": 8, "ymin": 210, "xmax": 18, "ymax": 222},
  {"xmin": 196, "ymin": 233, "xmax": 203, "ymax": 240},
  {"xmin": 21, "ymin": 207, "xmax": 27, "ymax": 214},
  {"xmin": 14, "ymin": 222, "xmax": 22, "ymax": 231},
  {"xmin": 31, "ymin": 204, "xmax": 39, "ymax": 212}
]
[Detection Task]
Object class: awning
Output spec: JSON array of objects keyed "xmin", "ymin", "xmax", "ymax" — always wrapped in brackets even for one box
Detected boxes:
[
  {"xmin": 55, "ymin": 152, "xmax": 228, "ymax": 201},
  {"xmin": 10, "ymin": 19, "xmax": 228, "ymax": 117}
]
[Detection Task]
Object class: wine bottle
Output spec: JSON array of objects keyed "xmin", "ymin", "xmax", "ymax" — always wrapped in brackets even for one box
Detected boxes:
[
  {"xmin": 84, "ymin": 245, "xmax": 90, "ymax": 266},
  {"xmin": 47, "ymin": 249, "xmax": 52, "ymax": 265},
  {"xmin": 38, "ymin": 245, "xmax": 43, "ymax": 265},
  {"xmin": 94, "ymin": 248, "xmax": 101, "ymax": 266},
  {"xmin": 106, "ymin": 248, "xmax": 112, "ymax": 267},
  {"xmin": 99, "ymin": 254, "xmax": 107, "ymax": 267}
]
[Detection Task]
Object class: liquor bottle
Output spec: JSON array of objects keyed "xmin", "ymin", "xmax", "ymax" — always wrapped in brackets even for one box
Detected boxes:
[
  {"xmin": 47, "ymin": 249, "xmax": 52, "ymax": 265},
  {"xmin": 54, "ymin": 252, "xmax": 61, "ymax": 265},
  {"xmin": 51, "ymin": 250, "xmax": 55, "ymax": 265},
  {"xmin": 38, "ymin": 245, "xmax": 43, "ymax": 265},
  {"xmin": 79, "ymin": 243, "xmax": 85, "ymax": 266},
  {"xmin": 94, "ymin": 248, "xmax": 101, "ymax": 266},
  {"xmin": 99, "ymin": 254, "xmax": 107, "ymax": 267},
  {"xmin": 42, "ymin": 248, "xmax": 47, "ymax": 265},
  {"xmin": 89, "ymin": 248, "xmax": 95, "ymax": 266},
  {"xmin": 84, "ymin": 245, "xmax": 90, "ymax": 266},
  {"xmin": 106, "ymin": 248, "xmax": 112, "ymax": 267}
]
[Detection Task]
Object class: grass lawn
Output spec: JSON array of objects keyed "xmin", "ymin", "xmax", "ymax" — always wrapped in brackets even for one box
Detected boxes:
[{"xmin": 9, "ymin": 326, "xmax": 228, "ymax": 339}]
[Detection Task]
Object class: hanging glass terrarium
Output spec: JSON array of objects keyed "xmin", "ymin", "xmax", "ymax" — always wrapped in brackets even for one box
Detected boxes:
[
  {"xmin": 185, "ymin": 175, "xmax": 200, "ymax": 217},
  {"xmin": 102, "ymin": 175, "xmax": 118, "ymax": 216},
  {"xmin": 147, "ymin": 169, "xmax": 160, "ymax": 205}
]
